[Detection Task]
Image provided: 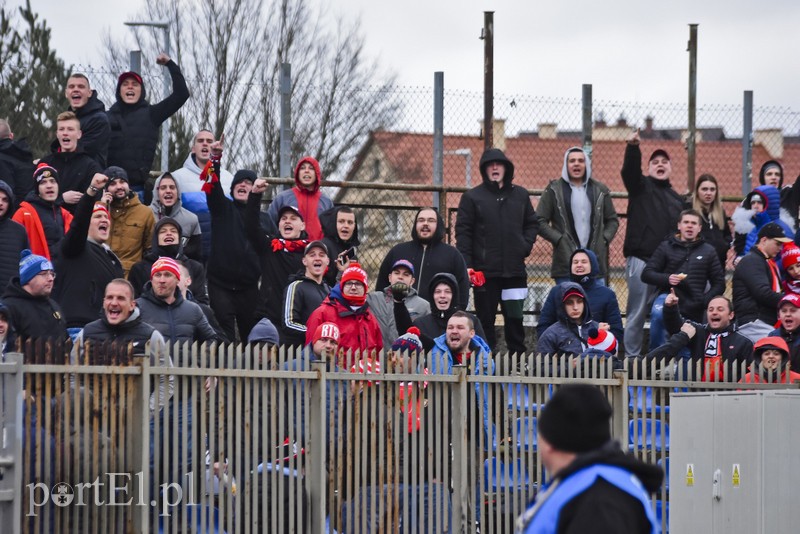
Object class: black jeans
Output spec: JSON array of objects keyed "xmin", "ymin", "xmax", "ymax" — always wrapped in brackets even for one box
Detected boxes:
[
  {"xmin": 208, "ymin": 282, "xmax": 259, "ymax": 343},
  {"xmin": 473, "ymin": 276, "xmax": 527, "ymax": 355}
]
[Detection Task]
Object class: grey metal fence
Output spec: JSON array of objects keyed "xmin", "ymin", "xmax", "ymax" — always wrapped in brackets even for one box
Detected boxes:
[{"xmin": 6, "ymin": 341, "xmax": 799, "ymax": 533}]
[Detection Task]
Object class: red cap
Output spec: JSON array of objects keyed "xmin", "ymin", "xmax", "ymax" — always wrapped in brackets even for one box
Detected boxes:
[{"xmin": 779, "ymin": 293, "xmax": 800, "ymax": 309}]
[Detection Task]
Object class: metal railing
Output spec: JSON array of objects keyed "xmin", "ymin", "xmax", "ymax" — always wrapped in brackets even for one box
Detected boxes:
[{"xmin": 6, "ymin": 341, "xmax": 798, "ymax": 533}]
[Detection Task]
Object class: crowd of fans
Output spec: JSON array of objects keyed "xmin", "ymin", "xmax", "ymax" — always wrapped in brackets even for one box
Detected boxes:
[{"xmin": 2, "ymin": 58, "xmax": 800, "ymax": 393}]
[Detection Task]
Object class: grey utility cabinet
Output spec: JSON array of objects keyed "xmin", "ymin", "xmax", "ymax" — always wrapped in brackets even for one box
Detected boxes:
[{"xmin": 670, "ymin": 390, "xmax": 800, "ymax": 534}]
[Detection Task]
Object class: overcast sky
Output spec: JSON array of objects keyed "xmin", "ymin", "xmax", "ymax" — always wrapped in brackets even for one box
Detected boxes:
[{"xmin": 19, "ymin": 0, "xmax": 800, "ymax": 108}]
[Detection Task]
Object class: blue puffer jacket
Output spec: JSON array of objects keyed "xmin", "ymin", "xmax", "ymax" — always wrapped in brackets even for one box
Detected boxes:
[
  {"xmin": 536, "ymin": 249, "xmax": 624, "ymax": 342},
  {"xmin": 429, "ymin": 332, "xmax": 495, "ymax": 443},
  {"xmin": 732, "ymin": 185, "xmax": 795, "ymax": 257}
]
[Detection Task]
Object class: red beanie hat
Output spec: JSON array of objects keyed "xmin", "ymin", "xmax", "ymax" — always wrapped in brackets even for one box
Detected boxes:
[
  {"xmin": 340, "ymin": 262, "xmax": 368, "ymax": 290},
  {"xmin": 782, "ymin": 244, "xmax": 800, "ymax": 269},
  {"xmin": 313, "ymin": 322, "xmax": 340, "ymax": 343},
  {"xmin": 150, "ymin": 256, "xmax": 181, "ymax": 280}
]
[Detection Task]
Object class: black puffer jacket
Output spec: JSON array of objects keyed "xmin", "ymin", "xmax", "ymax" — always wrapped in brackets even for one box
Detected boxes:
[
  {"xmin": 52, "ymin": 192, "xmax": 124, "ymax": 328},
  {"xmin": 127, "ymin": 217, "xmax": 208, "ymax": 304},
  {"xmin": 107, "ymin": 61, "xmax": 190, "ymax": 186},
  {"xmin": 39, "ymin": 147, "xmax": 102, "ymax": 212},
  {"xmin": 621, "ymin": 143, "xmax": 685, "ymax": 260},
  {"xmin": 319, "ymin": 205, "xmax": 360, "ymax": 288},
  {"xmin": 455, "ymin": 149, "xmax": 538, "ymax": 278},
  {"xmin": 58, "ymin": 91, "xmax": 110, "ymax": 167},
  {"xmin": 205, "ymin": 170, "xmax": 261, "ymax": 289},
  {"xmin": 0, "ymin": 137, "xmax": 35, "ymax": 203},
  {"xmin": 136, "ymin": 284, "xmax": 219, "ymax": 346},
  {"xmin": 732, "ymin": 246, "xmax": 783, "ymax": 326},
  {"xmin": 0, "ymin": 181, "xmax": 28, "ymax": 291},
  {"xmin": 1, "ymin": 277, "xmax": 66, "ymax": 342},
  {"xmin": 641, "ymin": 234, "xmax": 725, "ymax": 322},
  {"xmin": 376, "ymin": 207, "xmax": 469, "ymax": 309}
]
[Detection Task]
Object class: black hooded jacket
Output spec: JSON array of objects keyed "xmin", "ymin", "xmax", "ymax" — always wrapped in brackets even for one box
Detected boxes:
[
  {"xmin": 39, "ymin": 147, "xmax": 102, "ymax": 212},
  {"xmin": 57, "ymin": 90, "xmax": 110, "ymax": 168},
  {"xmin": 376, "ymin": 207, "xmax": 469, "ymax": 309},
  {"xmin": 0, "ymin": 137, "xmax": 35, "ymax": 203},
  {"xmin": 456, "ymin": 148, "xmax": 538, "ymax": 278},
  {"xmin": 52, "ymin": 192, "xmax": 124, "ymax": 328},
  {"xmin": 0, "ymin": 180, "xmax": 29, "ymax": 291},
  {"xmin": 107, "ymin": 61, "xmax": 190, "ymax": 186},
  {"xmin": 1, "ymin": 277, "xmax": 66, "ymax": 342},
  {"xmin": 128, "ymin": 217, "xmax": 209, "ymax": 304},
  {"xmin": 532, "ymin": 441, "xmax": 663, "ymax": 534},
  {"xmin": 319, "ymin": 205, "xmax": 360, "ymax": 288}
]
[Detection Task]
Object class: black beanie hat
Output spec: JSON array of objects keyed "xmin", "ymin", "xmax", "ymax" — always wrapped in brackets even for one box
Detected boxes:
[
  {"xmin": 538, "ymin": 384, "xmax": 612, "ymax": 453},
  {"xmin": 231, "ymin": 169, "xmax": 257, "ymax": 195}
]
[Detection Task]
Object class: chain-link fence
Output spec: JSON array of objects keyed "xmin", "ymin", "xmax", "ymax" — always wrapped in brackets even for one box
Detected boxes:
[{"xmin": 75, "ymin": 65, "xmax": 800, "ymax": 321}]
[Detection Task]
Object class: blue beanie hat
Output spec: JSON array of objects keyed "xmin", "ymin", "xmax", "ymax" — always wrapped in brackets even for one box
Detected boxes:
[{"xmin": 19, "ymin": 249, "xmax": 53, "ymax": 286}]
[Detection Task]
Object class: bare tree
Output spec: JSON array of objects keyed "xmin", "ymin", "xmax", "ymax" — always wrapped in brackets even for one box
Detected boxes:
[{"xmin": 103, "ymin": 0, "xmax": 398, "ymax": 177}]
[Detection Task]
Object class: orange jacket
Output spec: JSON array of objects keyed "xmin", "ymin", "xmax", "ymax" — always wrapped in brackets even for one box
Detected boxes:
[{"xmin": 12, "ymin": 201, "xmax": 73, "ymax": 260}]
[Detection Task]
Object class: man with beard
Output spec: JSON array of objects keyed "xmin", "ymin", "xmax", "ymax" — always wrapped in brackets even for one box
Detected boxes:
[
  {"xmin": 516, "ymin": 385, "xmax": 662, "ymax": 533},
  {"xmin": 39, "ymin": 111, "xmax": 102, "ymax": 213},
  {"xmin": 52, "ymin": 173, "xmax": 124, "ymax": 331},
  {"xmin": 646, "ymin": 290, "xmax": 752, "ymax": 381},
  {"xmin": 128, "ymin": 217, "xmax": 208, "ymax": 304},
  {"xmin": 107, "ymin": 166, "xmax": 156, "ymax": 275},
  {"xmin": 247, "ymin": 178, "xmax": 309, "ymax": 327},
  {"xmin": 280, "ymin": 240, "xmax": 331, "ymax": 348},
  {"xmin": 1, "ymin": 249, "xmax": 66, "ymax": 342},
  {"xmin": 377, "ymin": 207, "xmax": 469, "ymax": 308},
  {"xmin": 149, "ymin": 172, "xmax": 202, "ymax": 260},
  {"xmin": 620, "ymin": 129, "xmax": 684, "ymax": 359},
  {"xmin": 61, "ymin": 73, "xmax": 110, "ymax": 167},
  {"xmin": 0, "ymin": 179, "xmax": 28, "ymax": 291},
  {"xmin": 367, "ymin": 259, "xmax": 430, "ymax": 351},
  {"xmin": 13, "ymin": 164, "xmax": 72, "ymax": 262},
  {"xmin": 319, "ymin": 205, "xmax": 360, "ymax": 288}
]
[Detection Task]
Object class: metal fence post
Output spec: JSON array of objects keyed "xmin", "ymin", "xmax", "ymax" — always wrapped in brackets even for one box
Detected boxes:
[
  {"xmin": 482, "ymin": 12, "xmax": 494, "ymax": 151},
  {"xmin": 433, "ymin": 72, "xmax": 444, "ymax": 210},
  {"xmin": 582, "ymin": 84, "xmax": 593, "ymax": 164},
  {"xmin": 742, "ymin": 90, "xmax": 754, "ymax": 194},
  {"xmin": 309, "ymin": 360, "xmax": 327, "ymax": 533},
  {"xmin": 129, "ymin": 50, "xmax": 142, "ymax": 75},
  {"xmin": 130, "ymin": 355, "xmax": 151, "ymax": 533},
  {"xmin": 0, "ymin": 352, "xmax": 23, "ymax": 534},
  {"xmin": 279, "ymin": 63, "xmax": 293, "ymax": 187},
  {"xmin": 687, "ymin": 24, "xmax": 698, "ymax": 193},
  {"xmin": 450, "ymin": 365, "xmax": 469, "ymax": 533}
]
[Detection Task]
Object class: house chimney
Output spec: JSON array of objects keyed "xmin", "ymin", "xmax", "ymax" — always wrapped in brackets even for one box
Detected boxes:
[
  {"xmin": 594, "ymin": 111, "xmax": 607, "ymax": 129},
  {"xmin": 479, "ymin": 118, "xmax": 507, "ymax": 150},
  {"xmin": 644, "ymin": 115, "xmax": 654, "ymax": 133},
  {"xmin": 754, "ymin": 128, "xmax": 784, "ymax": 159},
  {"xmin": 616, "ymin": 115, "xmax": 628, "ymax": 128},
  {"xmin": 538, "ymin": 122, "xmax": 557, "ymax": 140}
]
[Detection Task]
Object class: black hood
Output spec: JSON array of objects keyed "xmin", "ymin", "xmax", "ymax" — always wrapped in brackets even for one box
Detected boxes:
[
  {"xmin": 73, "ymin": 90, "xmax": 107, "ymax": 118},
  {"xmin": 479, "ymin": 148, "xmax": 515, "ymax": 190},
  {"xmin": 555, "ymin": 281, "xmax": 592, "ymax": 325},
  {"xmin": 758, "ymin": 160, "xmax": 784, "ymax": 188},
  {"xmin": 569, "ymin": 248, "xmax": 600, "ymax": 286},
  {"xmin": 112, "ymin": 72, "xmax": 148, "ymax": 110},
  {"xmin": 0, "ymin": 180, "xmax": 14, "ymax": 221},
  {"xmin": 556, "ymin": 441, "xmax": 664, "ymax": 494},
  {"xmin": 410, "ymin": 207, "xmax": 445, "ymax": 244},
  {"xmin": 428, "ymin": 272, "xmax": 460, "ymax": 320},
  {"xmin": 319, "ymin": 205, "xmax": 360, "ymax": 246},
  {"xmin": 146, "ymin": 217, "xmax": 184, "ymax": 259},
  {"xmin": 0, "ymin": 137, "xmax": 33, "ymax": 160}
]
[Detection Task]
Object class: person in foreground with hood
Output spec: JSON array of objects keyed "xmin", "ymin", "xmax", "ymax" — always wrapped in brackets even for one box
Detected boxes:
[
  {"xmin": 536, "ymin": 146, "xmax": 619, "ymax": 282},
  {"xmin": 0, "ymin": 179, "xmax": 28, "ymax": 291},
  {"xmin": 516, "ymin": 384, "xmax": 662, "ymax": 533},
  {"xmin": 377, "ymin": 207, "xmax": 470, "ymax": 308},
  {"xmin": 149, "ymin": 172, "xmax": 202, "ymax": 261},
  {"xmin": 456, "ymin": 148, "xmax": 538, "ymax": 355},
  {"xmin": 106, "ymin": 53, "xmax": 190, "ymax": 195},
  {"xmin": 267, "ymin": 156, "xmax": 333, "ymax": 241},
  {"xmin": 537, "ymin": 249, "xmax": 623, "ymax": 344},
  {"xmin": 319, "ymin": 205, "xmax": 360, "ymax": 288}
]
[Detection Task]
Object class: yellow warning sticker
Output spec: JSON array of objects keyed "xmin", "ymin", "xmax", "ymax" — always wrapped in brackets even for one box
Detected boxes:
[
  {"xmin": 686, "ymin": 464, "xmax": 694, "ymax": 487},
  {"xmin": 732, "ymin": 464, "xmax": 740, "ymax": 488}
]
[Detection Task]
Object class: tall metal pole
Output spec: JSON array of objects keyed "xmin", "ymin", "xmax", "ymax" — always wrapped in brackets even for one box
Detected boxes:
[
  {"xmin": 582, "ymin": 84, "xmax": 593, "ymax": 166},
  {"xmin": 433, "ymin": 72, "xmax": 444, "ymax": 210},
  {"xmin": 129, "ymin": 50, "xmax": 142, "ymax": 74},
  {"xmin": 483, "ymin": 12, "xmax": 494, "ymax": 151},
  {"xmin": 160, "ymin": 27, "xmax": 170, "ymax": 173},
  {"xmin": 687, "ymin": 24, "xmax": 698, "ymax": 193},
  {"xmin": 742, "ymin": 91, "xmax": 754, "ymax": 195},
  {"xmin": 279, "ymin": 63, "xmax": 292, "ymax": 185}
]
